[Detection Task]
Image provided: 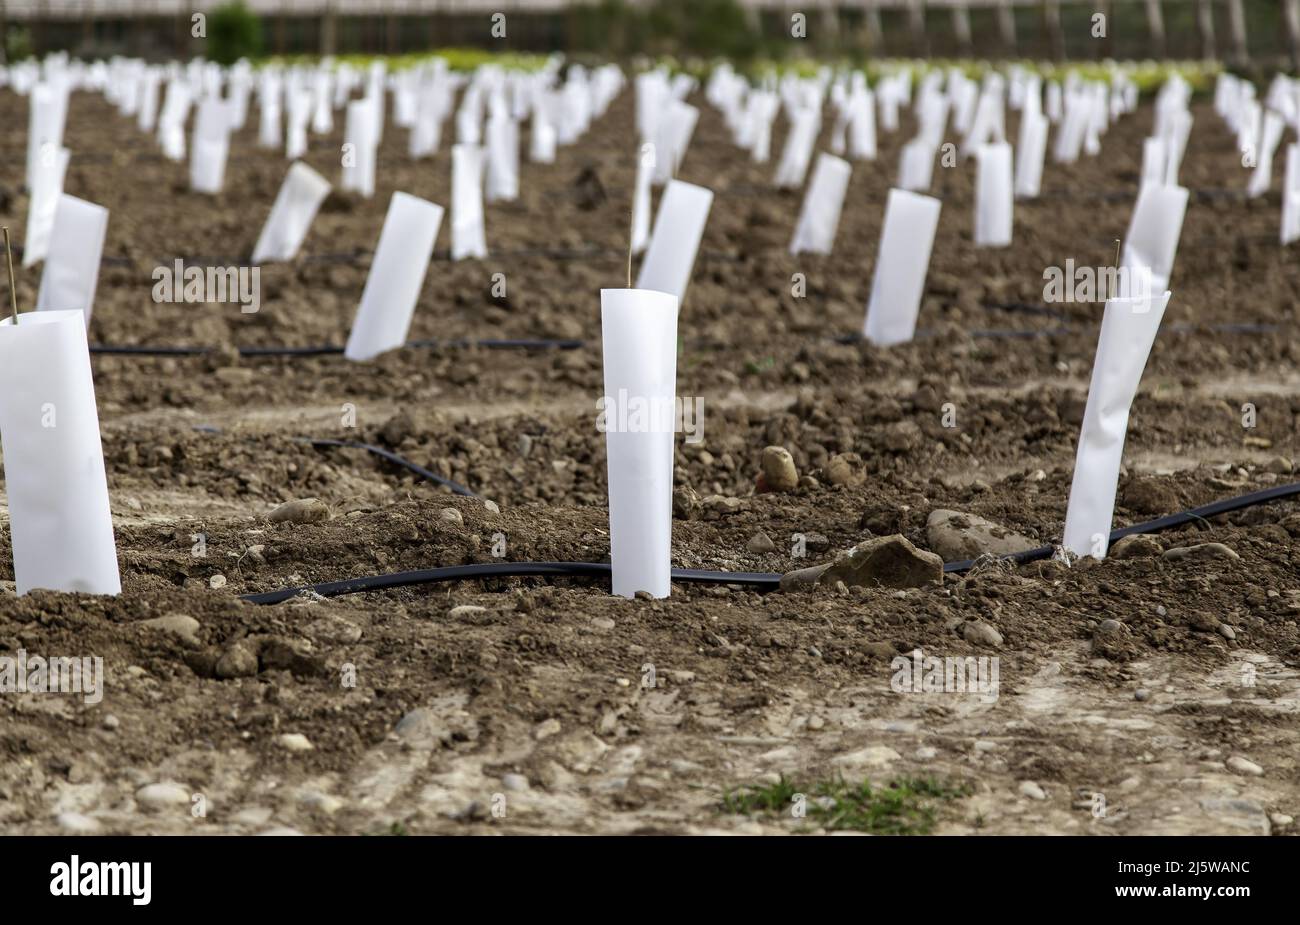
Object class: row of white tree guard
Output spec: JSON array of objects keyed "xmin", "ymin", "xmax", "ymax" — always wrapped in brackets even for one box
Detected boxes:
[{"xmin": 0, "ymin": 54, "xmax": 1264, "ymax": 601}]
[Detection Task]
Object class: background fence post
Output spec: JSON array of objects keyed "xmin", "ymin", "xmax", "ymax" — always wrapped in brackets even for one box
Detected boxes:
[
  {"xmin": 1043, "ymin": 0, "xmax": 1065, "ymax": 60},
  {"xmin": 1144, "ymin": 0, "xmax": 1166, "ymax": 59},
  {"xmin": 997, "ymin": 0, "xmax": 1017, "ymax": 53},
  {"xmin": 322, "ymin": 1, "xmax": 337, "ymax": 56},
  {"xmin": 1197, "ymin": 0, "xmax": 1217, "ymax": 59},
  {"xmin": 907, "ymin": 0, "xmax": 928, "ymax": 57},
  {"xmin": 952, "ymin": 2, "xmax": 973, "ymax": 56},
  {"xmin": 1284, "ymin": 0, "xmax": 1300, "ymax": 69},
  {"xmin": 1226, "ymin": 0, "xmax": 1248, "ymax": 65},
  {"xmin": 863, "ymin": 0, "xmax": 884, "ymax": 52}
]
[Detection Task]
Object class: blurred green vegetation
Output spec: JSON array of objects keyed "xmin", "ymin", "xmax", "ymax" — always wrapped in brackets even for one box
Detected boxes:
[
  {"xmin": 4, "ymin": 26, "xmax": 34, "ymax": 63},
  {"xmin": 198, "ymin": 0, "xmax": 1223, "ymax": 95},
  {"xmin": 207, "ymin": 2, "xmax": 264, "ymax": 65},
  {"xmin": 268, "ymin": 48, "xmax": 554, "ymax": 73},
  {"xmin": 571, "ymin": 0, "xmax": 765, "ymax": 63}
]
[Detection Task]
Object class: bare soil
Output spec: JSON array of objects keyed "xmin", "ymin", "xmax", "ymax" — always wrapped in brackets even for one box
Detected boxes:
[{"xmin": 0, "ymin": 83, "xmax": 1297, "ymax": 835}]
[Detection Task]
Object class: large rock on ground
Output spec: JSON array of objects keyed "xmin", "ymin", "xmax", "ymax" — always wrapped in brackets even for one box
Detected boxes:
[
  {"xmin": 780, "ymin": 535, "xmax": 943, "ymax": 591},
  {"xmin": 759, "ymin": 446, "xmax": 799, "ymax": 492},
  {"xmin": 925, "ymin": 509, "xmax": 1036, "ymax": 562}
]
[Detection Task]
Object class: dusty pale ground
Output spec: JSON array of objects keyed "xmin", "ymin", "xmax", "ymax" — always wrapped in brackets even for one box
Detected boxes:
[{"xmin": 0, "ymin": 71, "xmax": 1297, "ymax": 835}]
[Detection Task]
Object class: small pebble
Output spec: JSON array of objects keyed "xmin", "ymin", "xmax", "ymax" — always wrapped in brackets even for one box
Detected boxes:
[
  {"xmin": 1226, "ymin": 756, "xmax": 1263, "ymax": 776},
  {"xmin": 231, "ymin": 807, "xmax": 274, "ymax": 826},
  {"xmin": 266, "ymin": 498, "xmax": 330, "ymax": 524},
  {"xmin": 56, "ymin": 812, "xmax": 102, "ymax": 833},
  {"xmin": 533, "ymin": 718, "xmax": 561, "ymax": 740},
  {"xmin": 1019, "ymin": 781, "xmax": 1047, "ymax": 801},
  {"xmin": 277, "ymin": 733, "xmax": 315, "ymax": 752},
  {"xmin": 962, "ymin": 620, "xmax": 1003, "ymax": 648},
  {"xmin": 215, "ymin": 641, "xmax": 259, "ymax": 679},
  {"xmin": 136, "ymin": 781, "xmax": 191, "ymax": 810},
  {"xmin": 759, "ymin": 446, "xmax": 799, "ymax": 492},
  {"xmin": 746, "ymin": 531, "xmax": 776, "ymax": 554},
  {"xmin": 449, "ymin": 605, "xmax": 487, "ymax": 619},
  {"xmin": 1163, "ymin": 542, "xmax": 1239, "ymax": 562},
  {"xmin": 299, "ymin": 791, "xmax": 343, "ymax": 813},
  {"xmin": 139, "ymin": 614, "xmax": 201, "ymax": 645}
]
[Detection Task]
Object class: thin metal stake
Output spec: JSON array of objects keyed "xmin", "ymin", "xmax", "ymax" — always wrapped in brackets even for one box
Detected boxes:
[{"xmin": 3, "ymin": 227, "xmax": 17, "ymax": 324}]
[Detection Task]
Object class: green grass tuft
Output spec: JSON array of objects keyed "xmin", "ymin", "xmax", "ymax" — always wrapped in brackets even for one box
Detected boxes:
[{"xmin": 721, "ymin": 774, "xmax": 971, "ymax": 834}]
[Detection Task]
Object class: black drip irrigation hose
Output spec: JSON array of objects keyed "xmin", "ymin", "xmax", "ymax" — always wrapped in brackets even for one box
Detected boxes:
[
  {"xmin": 240, "ymin": 480, "xmax": 1300, "ymax": 606},
  {"xmin": 68, "ymin": 246, "xmax": 731, "ymax": 269},
  {"xmin": 241, "ymin": 562, "xmax": 783, "ymax": 606},
  {"xmin": 304, "ymin": 438, "xmax": 477, "ymax": 497},
  {"xmin": 939, "ymin": 479, "xmax": 1300, "ymax": 571},
  {"xmin": 186, "ymin": 426, "xmax": 478, "ymax": 496},
  {"xmin": 86, "ymin": 304, "xmax": 1283, "ymax": 360},
  {"xmin": 89, "ymin": 337, "xmax": 584, "ymax": 357}
]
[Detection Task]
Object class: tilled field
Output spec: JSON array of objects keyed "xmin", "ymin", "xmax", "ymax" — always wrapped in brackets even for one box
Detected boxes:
[{"xmin": 1, "ymin": 82, "xmax": 1297, "ymax": 835}]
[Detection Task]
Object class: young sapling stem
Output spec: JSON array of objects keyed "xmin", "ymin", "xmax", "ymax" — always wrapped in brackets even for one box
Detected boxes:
[{"xmin": 3, "ymin": 227, "xmax": 18, "ymax": 324}]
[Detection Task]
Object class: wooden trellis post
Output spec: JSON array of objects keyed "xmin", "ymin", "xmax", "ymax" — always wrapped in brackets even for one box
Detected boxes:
[
  {"xmin": 33, "ymin": 0, "xmax": 46, "ymax": 56},
  {"xmin": 1144, "ymin": 0, "xmax": 1165, "ymax": 59},
  {"xmin": 907, "ymin": 0, "xmax": 928, "ymax": 57},
  {"xmin": 81, "ymin": 0, "xmax": 94, "ymax": 52},
  {"xmin": 1042, "ymin": 0, "xmax": 1065, "ymax": 60},
  {"xmin": 997, "ymin": 0, "xmax": 1017, "ymax": 52},
  {"xmin": 1096, "ymin": 0, "xmax": 1113, "ymax": 59},
  {"xmin": 863, "ymin": 1, "xmax": 884, "ymax": 51},
  {"xmin": 1197, "ymin": 0, "xmax": 1216, "ymax": 59},
  {"xmin": 952, "ymin": 2, "xmax": 973, "ymax": 55},
  {"xmin": 820, "ymin": 0, "xmax": 841, "ymax": 52},
  {"xmin": 322, "ymin": 1, "xmax": 338, "ymax": 56},
  {"xmin": 1226, "ymin": 0, "xmax": 1248, "ymax": 64},
  {"xmin": 1284, "ymin": 0, "xmax": 1300, "ymax": 69}
]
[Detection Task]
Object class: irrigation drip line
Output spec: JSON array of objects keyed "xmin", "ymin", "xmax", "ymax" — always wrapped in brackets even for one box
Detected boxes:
[
  {"xmin": 182, "ymin": 425, "xmax": 478, "ymax": 495},
  {"xmin": 240, "ymin": 480, "xmax": 1300, "ymax": 606},
  {"xmin": 407, "ymin": 337, "xmax": 584, "ymax": 350},
  {"xmin": 45, "ymin": 224, "xmax": 1295, "ymax": 267},
  {"xmin": 240, "ymin": 562, "xmax": 783, "ymax": 605},
  {"xmin": 304, "ymin": 438, "xmax": 477, "ymax": 497},
  {"xmin": 78, "ymin": 246, "xmax": 752, "ymax": 268},
  {"xmin": 88, "ymin": 337, "xmax": 583, "ymax": 357},
  {"xmin": 88, "ymin": 315, "xmax": 1277, "ymax": 359},
  {"xmin": 717, "ymin": 186, "xmax": 1251, "ymax": 204},
  {"xmin": 941, "ymin": 479, "xmax": 1300, "ymax": 572}
]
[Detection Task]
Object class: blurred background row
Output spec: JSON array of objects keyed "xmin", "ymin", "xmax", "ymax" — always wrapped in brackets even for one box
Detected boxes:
[{"xmin": 0, "ymin": 1, "xmax": 1296, "ymax": 69}]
